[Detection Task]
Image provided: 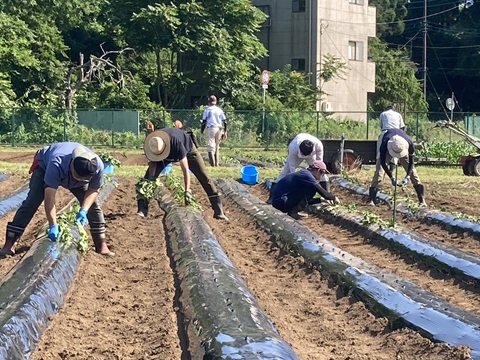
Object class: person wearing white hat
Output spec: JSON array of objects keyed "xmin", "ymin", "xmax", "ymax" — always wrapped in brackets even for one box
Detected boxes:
[
  {"xmin": 377, "ymin": 104, "xmax": 406, "ymax": 157},
  {"xmin": 271, "ymin": 160, "xmax": 340, "ymax": 220},
  {"xmin": 368, "ymin": 128, "xmax": 426, "ymax": 206},
  {"xmin": 267, "ymin": 133, "xmax": 325, "ymax": 204},
  {"xmin": 0, "ymin": 142, "xmax": 114, "ymax": 258},
  {"xmin": 137, "ymin": 127, "xmax": 229, "ymax": 220}
]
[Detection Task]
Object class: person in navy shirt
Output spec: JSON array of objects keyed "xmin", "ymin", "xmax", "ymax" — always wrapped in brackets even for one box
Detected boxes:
[
  {"xmin": 368, "ymin": 128, "xmax": 426, "ymax": 206},
  {"xmin": 271, "ymin": 160, "xmax": 340, "ymax": 219},
  {"xmin": 137, "ymin": 126, "xmax": 229, "ymax": 220},
  {"xmin": 0, "ymin": 142, "xmax": 114, "ymax": 258}
]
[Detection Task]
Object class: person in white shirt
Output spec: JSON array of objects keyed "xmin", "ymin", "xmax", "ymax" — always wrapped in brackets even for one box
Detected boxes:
[
  {"xmin": 267, "ymin": 133, "xmax": 325, "ymax": 204},
  {"xmin": 377, "ymin": 105, "xmax": 405, "ymax": 156},
  {"xmin": 201, "ymin": 95, "xmax": 227, "ymax": 167}
]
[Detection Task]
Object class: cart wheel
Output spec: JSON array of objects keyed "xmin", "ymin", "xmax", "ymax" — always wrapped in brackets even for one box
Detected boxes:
[
  {"xmin": 463, "ymin": 162, "xmax": 471, "ymax": 176},
  {"xmin": 467, "ymin": 159, "xmax": 477, "ymax": 176},
  {"xmin": 472, "ymin": 158, "xmax": 480, "ymax": 176},
  {"xmin": 330, "ymin": 150, "xmax": 362, "ymax": 174}
]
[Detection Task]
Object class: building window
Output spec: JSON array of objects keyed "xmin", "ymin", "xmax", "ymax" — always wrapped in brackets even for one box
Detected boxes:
[
  {"xmin": 348, "ymin": 41, "xmax": 363, "ymax": 61},
  {"xmin": 349, "ymin": 0, "xmax": 364, "ymax": 4},
  {"xmin": 292, "ymin": 0, "xmax": 306, "ymax": 13},
  {"xmin": 256, "ymin": 5, "xmax": 271, "ymax": 27},
  {"xmin": 291, "ymin": 58, "xmax": 306, "ymax": 71}
]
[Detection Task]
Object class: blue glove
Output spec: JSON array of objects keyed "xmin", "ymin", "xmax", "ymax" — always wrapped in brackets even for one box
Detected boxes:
[
  {"xmin": 391, "ymin": 177, "xmax": 397, "ymax": 187},
  {"xmin": 401, "ymin": 177, "xmax": 410, "ymax": 186},
  {"xmin": 76, "ymin": 208, "xmax": 88, "ymax": 226},
  {"xmin": 48, "ymin": 224, "xmax": 59, "ymax": 242}
]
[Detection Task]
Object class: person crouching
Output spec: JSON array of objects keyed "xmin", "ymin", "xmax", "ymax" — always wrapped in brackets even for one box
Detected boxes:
[{"xmin": 271, "ymin": 161, "xmax": 340, "ymax": 220}]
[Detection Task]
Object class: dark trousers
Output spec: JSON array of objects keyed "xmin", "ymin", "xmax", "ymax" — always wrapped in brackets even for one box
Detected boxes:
[
  {"xmin": 144, "ymin": 146, "xmax": 218, "ymax": 198},
  {"xmin": 272, "ymin": 195, "xmax": 309, "ymax": 214},
  {"xmin": 7, "ymin": 167, "xmax": 106, "ymax": 237}
]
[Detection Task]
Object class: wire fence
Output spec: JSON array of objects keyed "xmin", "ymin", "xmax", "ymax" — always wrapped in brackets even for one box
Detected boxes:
[{"xmin": 0, "ymin": 107, "xmax": 478, "ymax": 148}]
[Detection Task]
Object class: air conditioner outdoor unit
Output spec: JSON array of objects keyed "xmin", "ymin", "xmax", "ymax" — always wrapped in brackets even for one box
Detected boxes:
[{"xmin": 321, "ymin": 101, "xmax": 333, "ymax": 112}]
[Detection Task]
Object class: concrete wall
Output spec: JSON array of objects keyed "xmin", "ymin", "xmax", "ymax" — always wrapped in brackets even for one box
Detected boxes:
[{"xmin": 253, "ymin": 0, "xmax": 376, "ymax": 121}]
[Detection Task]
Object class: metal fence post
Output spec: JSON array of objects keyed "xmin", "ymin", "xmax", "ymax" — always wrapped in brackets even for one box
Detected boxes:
[
  {"xmin": 416, "ymin": 112, "xmax": 419, "ymax": 142},
  {"xmin": 366, "ymin": 112, "xmax": 370, "ymax": 140},
  {"xmin": 316, "ymin": 111, "xmax": 319, "ymax": 138}
]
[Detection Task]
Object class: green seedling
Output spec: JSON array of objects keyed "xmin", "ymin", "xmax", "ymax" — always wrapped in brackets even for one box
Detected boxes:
[
  {"xmin": 99, "ymin": 152, "xmax": 122, "ymax": 168},
  {"xmin": 135, "ymin": 178, "xmax": 162, "ymax": 201},
  {"xmin": 361, "ymin": 210, "xmax": 387, "ymax": 228},
  {"xmin": 165, "ymin": 174, "xmax": 202, "ymax": 211},
  {"xmin": 48, "ymin": 203, "xmax": 90, "ymax": 253}
]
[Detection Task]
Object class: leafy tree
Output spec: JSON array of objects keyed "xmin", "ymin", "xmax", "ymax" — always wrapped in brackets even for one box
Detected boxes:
[
  {"xmin": 369, "ymin": 0, "xmax": 409, "ymax": 40},
  {"xmin": 368, "ymin": 38, "xmax": 427, "ymax": 112}
]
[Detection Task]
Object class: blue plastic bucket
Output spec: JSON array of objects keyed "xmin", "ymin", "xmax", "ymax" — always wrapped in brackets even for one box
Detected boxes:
[
  {"xmin": 104, "ymin": 163, "xmax": 114, "ymax": 174},
  {"xmin": 160, "ymin": 163, "xmax": 173, "ymax": 175},
  {"xmin": 241, "ymin": 165, "xmax": 259, "ymax": 185}
]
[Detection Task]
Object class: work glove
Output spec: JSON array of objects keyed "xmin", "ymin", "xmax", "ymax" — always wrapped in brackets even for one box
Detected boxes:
[
  {"xmin": 76, "ymin": 208, "xmax": 88, "ymax": 227},
  {"xmin": 48, "ymin": 224, "xmax": 60, "ymax": 242},
  {"xmin": 401, "ymin": 176, "xmax": 410, "ymax": 186},
  {"xmin": 184, "ymin": 191, "xmax": 194, "ymax": 206},
  {"xmin": 391, "ymin": 177, "xmax": 397, "ymax": 187},
  {"xmin": 333, "ymin": 196, "xmax": 341, "ymax": 205}
]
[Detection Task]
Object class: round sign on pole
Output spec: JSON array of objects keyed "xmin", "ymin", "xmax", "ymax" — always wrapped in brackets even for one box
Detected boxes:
[
  {"xmin": 261, "ymin": 70, "xmax": 270, "ymax": 85},
  {"xmin": 446, "ymin": 98, "xmax": 455, "ymax": 111}
]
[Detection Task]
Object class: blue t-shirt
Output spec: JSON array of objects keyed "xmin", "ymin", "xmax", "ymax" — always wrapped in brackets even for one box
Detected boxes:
[
  {"xmin": 272, "ymin": 169, "xmax": 320, "ymax": 213},
  {"xmin": 36, "ymin": 142, "xmax": 104, "ymax": 190}
]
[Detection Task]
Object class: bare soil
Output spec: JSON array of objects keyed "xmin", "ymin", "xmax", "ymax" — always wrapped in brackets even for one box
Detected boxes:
[{"xmin": 0, "ymin": 151, "xmax": 475, "ymax": 359}]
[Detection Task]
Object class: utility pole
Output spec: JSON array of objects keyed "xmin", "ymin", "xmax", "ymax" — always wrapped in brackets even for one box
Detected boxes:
[{"xmin": 422, "ymin": 0, "xmax": 427, "ymax": 101}]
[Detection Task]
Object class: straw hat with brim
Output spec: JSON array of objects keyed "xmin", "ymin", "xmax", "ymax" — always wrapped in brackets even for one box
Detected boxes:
[
  {"xmin": 144, "ymin": 130, "xmax": 171, "ymax": 162},
  {"xmin": 387, "ymin": 135, "xmax": 409, "ymax": 159}
]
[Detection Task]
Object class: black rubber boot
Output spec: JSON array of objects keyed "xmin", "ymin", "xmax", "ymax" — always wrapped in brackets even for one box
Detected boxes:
[
  {"xmin": 209, "ymin": 195, "xmax": 229, "ymax": 220},
  {"xmin": 414, "ymin": 184, "xmax": 427, "ymax": 206},
  {"xmin": 288, "ymin": 199, "xmax": 309, "ymax": 220},
  {"xmin": 208, "ymin": 152, "xmax": 215, "ymax": 167},
  {"xmin": 368, "ymin": 187, "xmax": 378, "ymax": 205},
  {"xmin": 91, "ymin": 232, "xmax": 115, "ymax": 256},
  {"xmin": 137, "ymin": 199, "xmax": 149, "ymax": 217},
  {"xmin": 266, "ymin": 182, "xmax": 277, "ymax": 205},
  {"xmin": 0, "ymin": 223, "xmax": 23, "ymax": 257}
]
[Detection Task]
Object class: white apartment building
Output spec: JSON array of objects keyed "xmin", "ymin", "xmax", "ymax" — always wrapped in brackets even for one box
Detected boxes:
[{"xmin": 253, "ymin": 0, "xmax": 376, "ymax": 120}]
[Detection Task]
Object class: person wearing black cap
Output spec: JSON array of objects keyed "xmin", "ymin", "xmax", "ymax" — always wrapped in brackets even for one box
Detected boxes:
[
  {"xmin": 271, "ymin": 160, "xmax": 340, "ymax": 220},
  {"xmin": 137, "ymin": 127, "xmax": 229, "ymax": 220},
  {"xmin": 0, "ymin": 142, "xmax": 114, "ymax": 258},
  {"xmin": 267, "ymin": 133, "xmax": 324, "ymax": 204}
]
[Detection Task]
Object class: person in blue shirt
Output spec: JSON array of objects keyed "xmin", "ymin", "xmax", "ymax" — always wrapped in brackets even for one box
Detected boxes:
[
  {"xmin": 368, "ymin": 128, "xmax": 426, "ymax": 206},
  {"xmin": 0, "ymin": 143, "xmax": 114, "ymax": 258},
  {"xmin": 271, "ymin": 160, "xmax": 340, "ymax": 219}
]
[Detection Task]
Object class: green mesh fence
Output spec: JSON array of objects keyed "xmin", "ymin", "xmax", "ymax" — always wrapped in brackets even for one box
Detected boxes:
[{"xmin": 0, "ymin": 108, "xmax": 475, "ymax": 148}]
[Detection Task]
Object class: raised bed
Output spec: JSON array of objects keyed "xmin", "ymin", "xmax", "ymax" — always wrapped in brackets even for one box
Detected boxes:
[
  {"xmin": 331, "ymin": 177, "xmax": 480, "ymax": 238},
  {"xmin": 0, "ymin": 183, "xmax": 116, "ymax": 360},
  {"xmin": 217, "ymin": 178, "xmax": 480, "ymax": 359},
  {"xmin": 155, "ymin": 184, "xmax": 299, "ymax": 359},
  {"xmin": 0, "ymin": 185, "xmax": 28, "ymax": 218}
]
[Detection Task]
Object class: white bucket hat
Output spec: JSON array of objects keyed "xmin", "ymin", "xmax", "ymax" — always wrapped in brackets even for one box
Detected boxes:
[
  {"xmin": 144, "ymin": 130, "xmax": 171, "ymax": 162},
  {"xmin": 387, "ymin": 135, "xmax": 409, "ymax": 159}
]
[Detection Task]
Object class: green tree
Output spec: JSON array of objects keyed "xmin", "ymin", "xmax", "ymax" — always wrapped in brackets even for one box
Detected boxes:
[{"xmin": 368, "ymin": 38, "xmax": 427, "ymax": 112}]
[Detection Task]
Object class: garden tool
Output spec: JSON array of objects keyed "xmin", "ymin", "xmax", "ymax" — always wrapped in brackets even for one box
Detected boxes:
[{"xmin": 391, "ymin": 157, "xmax": 399, "ymax": 228}]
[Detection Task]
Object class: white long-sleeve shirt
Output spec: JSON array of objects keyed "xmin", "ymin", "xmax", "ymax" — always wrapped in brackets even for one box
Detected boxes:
[
  {"xmin": 380, "ymin": 109, "xmax": 405, "ymax": 131},
  {"xmin": 287, "ymin": 133, "xmax": 323, "ymax": 171}
]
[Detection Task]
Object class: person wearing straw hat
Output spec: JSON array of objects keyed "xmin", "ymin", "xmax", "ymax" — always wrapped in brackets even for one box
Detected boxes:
[
  {"xmin": 201, "ymin": 95, "xmax": 227, "ymax": 167},
  {"xmin": 271, "ymin": 160, "xmax": 340, "ymax": 220},
  {"xmin": 0, "ymin": 143, "xmax": 114, "ymax": 258},
  {"xmin": 368, "ymin": 128, "xmax": 426, "ymax": 206},
  {"xmin": 137, "ymin": 127, "xmax": 229, "ymax": 220}
]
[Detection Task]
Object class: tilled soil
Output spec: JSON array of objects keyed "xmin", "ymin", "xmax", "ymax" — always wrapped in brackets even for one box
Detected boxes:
[{"xmin": 0, "ymin": 152, "xmax": 476, "ymax": 359}]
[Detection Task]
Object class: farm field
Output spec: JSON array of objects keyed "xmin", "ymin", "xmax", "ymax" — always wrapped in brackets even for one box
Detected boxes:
[{"xmin": 0, "ymin": 149, "xmax": 478, "ymax": 359}]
